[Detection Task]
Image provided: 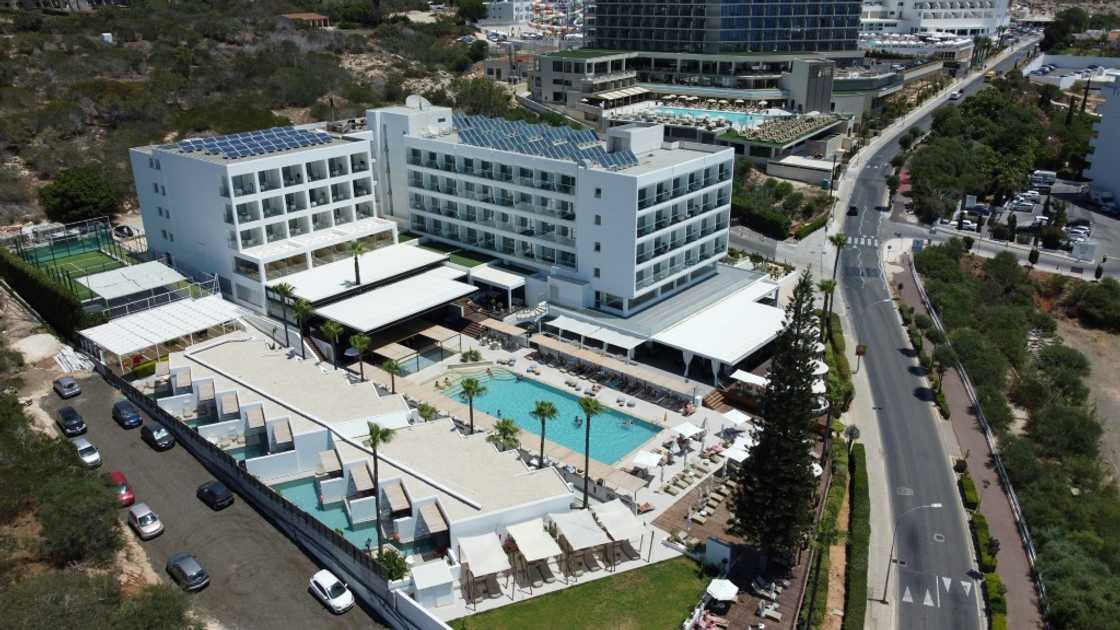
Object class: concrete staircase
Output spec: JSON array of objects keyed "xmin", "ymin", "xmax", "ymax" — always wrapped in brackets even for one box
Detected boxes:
[
  {"xmin": 702, "ymin": 389, "xmax": 731, "ymax": 412},
  {"xmin": 462, "ymin": 320, "xmax": 485, "ymax": 339}
]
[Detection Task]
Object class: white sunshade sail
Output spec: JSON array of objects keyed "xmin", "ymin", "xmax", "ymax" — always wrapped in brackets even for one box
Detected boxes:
[
  {"xmin": 505, "ymin": 518, "xmax": 563, "ymax": 563},
  {"xmin": 457, "ymin": 532, "xmax": 511, "ymax": 577},
  {"xmin": 79, "ymin": 295, "xmax": 243, "ymax": 357},
  {"xmin": 631, "ymin": 450, "xmax": 662, "ymax": 470},
  {"xmin": 546, "ymin": 315, "xmax": 601, "ymax": 339},
  {"xmin": 732, "ymin": 434, "xmax": 758, "ymax": 451},
  {"xmin": 724, "ymin": 447, "xmax": 750, "ymax": 463},
  {"xmin": 550, "ymin": 509, "xmax": 611, "ymax": 551},
  {"xmin": 77, "ymin": 261, "xmax": 186, "ymax": 301},
  {"xmin": 722, "ymin": 408, "xmax": 752, "ymax": 427},
  {"xmin": 591, "ymin": 499, "xmax": 645, "ymax": 542},
  {"xmin": 707, "ymin": 578, "xmax": 739, "ymax": 602},
  {"xmin": 672, "ymin": 422, "xmax": 704, "ymax": 439},
  {"xmin": 730, "ymin": 369, "xmax": 769, "ymax": 388}
]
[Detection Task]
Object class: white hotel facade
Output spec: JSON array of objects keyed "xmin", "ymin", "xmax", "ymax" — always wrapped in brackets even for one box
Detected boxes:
[{"xmin": 133, "ymin": 98, "xmax": 734, "ymax": 319}]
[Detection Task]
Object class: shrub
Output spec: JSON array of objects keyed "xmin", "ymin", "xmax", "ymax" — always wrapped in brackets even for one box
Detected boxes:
[
  {"xmin": 984, "ymin": 571, "xmax": 1007, "ymax": 615},
  {"xmin": 734, "ymin": 200, "xmax": 791, "ymax": 240},
  {"xmin": 38, "ymin": 474, "xmax": 122, "ymax": 566},
  {"xmin": 991, "ymin": 613, "xmax": 1008, "ymax": 630},
  {"xmin": 914, "ymin": 313, "xmax": 933, "ymax": 330},
  {"xmin": 37, "ymin": 167, "xmax": 122, "ymax": 223},
  {"xmin": 972, "ymin": 512, "xmax": 997, "ymax": 573},
  {"xmin": 373, "ymin": 548, "xmax": 409, "ymax": 580},
  {"xmin": 954, "ymin": 458, "xmax": 968, "ymax": 474},
  {"xmin": 907, "ymin": 326, "xmax": 924, "ymax": 354},
  {"xmin": 0, "ymin": 249, "xmax": 85, "ymax": 339},
  {"xmin": 934, "ymin": 389, "xmax": 951, "ymax": 419},
  {"xmin": 959, "ymin": 471, "xmax": 980, "ymax": 510},
  {"xmin": 795, "ymin": 214, "xmax": 829, "ymax": 240},
  {"xmin": 128, "ymin": 360, "xmax": 156, "ymax": 380},
  {"xmin": 842, "ymin": 444, "xmax": 870, "ymax": 630}
]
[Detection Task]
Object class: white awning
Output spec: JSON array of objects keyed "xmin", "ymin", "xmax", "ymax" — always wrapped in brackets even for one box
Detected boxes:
[
  {"xmin": 592, "ymin": 327, "xmax": 645, "ymax": 351},
  {"xmin": 545, "ymin": 316, "xmax": 645, "ymax": 351},
  {"xmin": 77, "ymin": 261, "xmax": 186, "ymax": 301},
  {"xmin": 653, "ymin": 288, "xmax": 785, "ymax": 365},
  {"xmin": 315, "ymin": 269, "xmax": 476, "ymax": 332},
  {"xmin": 672, "ymin": 422, "xmax": 703, "ymax": 439},
  {"xmin": 724, "ymin": 447, "xmax": 750, "ymax": 463},
  {"xmin": 546, "ymin": 315, "xmax": 601, "ymax": 339},
  {"xmin": 722, "ymin": 408, "xmax": 752, "ymax": 427},
  {"xmin": 707, "ymin": 578, "xmax": 739, "ymax": 601},
  {"xmin": 730, "ymin": 370, "xmax": 769, "ymax": 387},
  {"xmin": 591, "ymin": 499, "xmax": 645, "ymax": 541},
  {"xmin": 631, "ymin": 450, "xmax": 662, "ymax": 470},
  {"xmin": 457, "ymin": 532, "xmax": 511, "ymax": 576},
  {"xmin": 469, "ymin": 265, "xmax": 526, "ymax": 290},
  {"xmin": 412, "ymin": 559, "xmax": 454, "ymax": 592},
  {"xmin": 732, "ymin": 434, "xmax": 758, "ymax": 451},
  {"xmin": 79, "ymin": 295, "xmax": 243, "ymax": 357},
  {"xmin": 266, "ymin": 244, "xmax": 448, "ymax": 303},
  {"xmin": 550, "ymin": 509, "xmax": 611, "ymax": 551},
  {"xmin": 505, "ymin": 518, "xmax": 563, "ymax": 563}
]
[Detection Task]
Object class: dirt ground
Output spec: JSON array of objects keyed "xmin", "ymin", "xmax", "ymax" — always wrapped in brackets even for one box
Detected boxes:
[
  {"xmin": 823, "ymin": 491, "xmax": 850, "ymax": 630},
  {"xmin": 1055, "ymin": 317, "xmax": 1120, "ymax": 476}
]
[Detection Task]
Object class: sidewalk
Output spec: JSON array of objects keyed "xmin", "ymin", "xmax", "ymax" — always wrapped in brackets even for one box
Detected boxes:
[{"xmin": 892, "ymin": 259, "xmax": 1044, "ymax": 630}]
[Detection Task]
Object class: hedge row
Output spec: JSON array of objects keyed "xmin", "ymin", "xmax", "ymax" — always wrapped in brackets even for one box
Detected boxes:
[
  {"xmin": 972, "ymin": 512, "xmax": 997, "ymax": 573},
  {"xmin": 992, "ymin": 613, "xmax": 1008, "ymax": 630},
  {"xmin": 985, "ymin": 571, "xmax": 1007, "ymax": 615},
  {"xmin": 733, "ymin": 199, "xmax": 791, "ymax": 240},
  {"xmin": 0, "ymin": 248, "xmax": 86, "ymax": 339},
  {"xmin": 795, "ymin": 213, "xmax": 829, "ymax": 240},
  {"xmin": 802, "ymin": 435, "xmax": 851, "ymax": 629},
  {"xmin": 958, "ymin": 471, "xmax": 980, "ymax": 511},
  {"xmin": 842, "ymin": 444, "xmax": 870, "ymax": 630}
]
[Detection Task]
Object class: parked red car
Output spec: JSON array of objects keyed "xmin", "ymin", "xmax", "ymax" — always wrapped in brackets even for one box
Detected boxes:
[{"xmin": 105, "ymin": 471, "xmax": 134, "ymax": 507}]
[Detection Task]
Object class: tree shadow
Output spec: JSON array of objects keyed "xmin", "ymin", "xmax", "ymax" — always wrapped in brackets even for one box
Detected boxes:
[
  {"xmin": 908, "ymin": 365, "xmax": 929, "ymax": 377},
  {"xmin": 913, "ymin": 386, "xmax": 935, "ymax": 402},
  {"xmin": 899, "ymin": 346, "xmax": 917, "ymax": 358}
]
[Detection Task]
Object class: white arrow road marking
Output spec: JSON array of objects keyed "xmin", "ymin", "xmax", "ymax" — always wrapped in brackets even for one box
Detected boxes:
[
  {"xmin": 923, "ymin": 589, "xmax": 935, "ymax": 607},
  {"xmin": 903, "ymin": 586, "xmax": 914, "ymax": 604},
  {"xmin": 942, "ymin": 577, "xmax": 953, "ymax": 593},
  {"xmin": 961, "ymin": 581, "xmax": 973, "ymax": 597}
]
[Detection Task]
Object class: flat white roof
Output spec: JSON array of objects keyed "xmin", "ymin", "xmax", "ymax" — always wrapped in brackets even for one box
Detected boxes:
[
  {"xmin": 77, "ymin": 261, "xmax": 186, "ymax": 301},
  {"xmin": 315, "ymin": 268, "xmax": 476, "ymax": 332},
  {"xmin": 80, "ymin": 295, "xmax": 242, "ymax": 357},
  {"xmin": 653, "ymin": 285, "xmax": 785, "ymax": 365},
  {"xmin": 267, "ymin": 244, "xmax": 448, "ymax": 302},
  {"xmin": 468, "ymin": 265, "xmax": 526, "ymax": 290},
  {"xmin": 411, "ymin": 559, "xmax": 454, "ymax": 591},
  {"xmin": 775, "ymin": 155, "xmax": 835, "ymax": 171},
  {"xmin": 545, "ymin": 315, "xmax": 645, "ymax": 351}
]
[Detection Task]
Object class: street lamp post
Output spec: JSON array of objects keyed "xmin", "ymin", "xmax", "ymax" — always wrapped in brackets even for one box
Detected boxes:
[{"xmin": 881, "ymin": 502, "xmax": 944, "ymax": 604}]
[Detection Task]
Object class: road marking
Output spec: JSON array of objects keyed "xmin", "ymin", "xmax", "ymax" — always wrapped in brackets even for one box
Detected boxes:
[
  {"xmin": 923, "ymin": 589, "xmax": 935, "ymax": 607},
  {"xmin": 903, "ymin": 586, "xmax": 914, "ymax": 603},
  {"xmin": 942, "ymin": 577, "xmax": 953, "ymax": 592},
  {"xmin": 961, "ymin": 581, "xmax": 973, "ymax": 597},
  {"xmin": 896, "ymin": 486, "xmax": 914, "ymax": 496}
]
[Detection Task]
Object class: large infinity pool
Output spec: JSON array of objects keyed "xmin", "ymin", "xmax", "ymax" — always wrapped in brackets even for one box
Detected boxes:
[
  {"xmin": 653, "ymin": 106, "xmax": 768, "ymax": 129},
  {"xmin": 442, "ymin": 370, "xmax": 661, "ymax": 464}
]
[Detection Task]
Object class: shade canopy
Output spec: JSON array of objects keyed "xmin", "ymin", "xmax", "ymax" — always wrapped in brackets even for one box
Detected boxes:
[
  {"xmin": 730, "ymin": 369, "xmax": 769, "ymax": 387},
  {"xmin": 653, "ymin": 290, "xmax": 785, "ymax": 365},
  {"xmin": 505, "ymin": 518, "xmax": 563, "ymax": 563},
  {"xmin": 550, "ymin": 509, "xmax": 611, "ymax": 551},
  {"xmin": 420, "ymin": 502, "xmax": 449, "ymax": 534},
  {"xmin": 77, "ymin": 261, "xmax": 186, "ymax": 301},
  {"xmin": 632, "ymin": 450, "xmax": 662, "ymax": 470},
  {"xmin": 80, "ymin": 295, "xmax": 242, "ymax": 357},
  {"xmin": 591, "ymin": 499, "xmax": 645, "ymax": 541},
  {"xmin": 545, "ymin": 315, "xmax": 645, "ymax": 351},
  {"xmin": 315, "ymin": 268, "xmax": 475, "ymax": 333},
  {"xmin": 812, "ymin": 379, "xmax": 827, "ymax": 395},
  {"xmin": 707, "ymin": 578, "xmax": 739, "ymax": 601},
  {"xmin": 722, "ymin": 408, "xmax": 752, "ymax": 427},
  {"xmin": 457, "ymin": 532, "xmax": 511, "ymax": 576},
  {"xmin": 469, "ymin": 265, "xmax": 526, "ymax": 290},
  {"xmin": 672, "ymin": 422, "xmax": 703, "ymax": 439},
  {"xmin": 812, "ymin": 360, "xmax": 830, "ymax": 376},
  {"xmin": 724, "ymin": 447, "xmax": 750, "ymax": 463}
]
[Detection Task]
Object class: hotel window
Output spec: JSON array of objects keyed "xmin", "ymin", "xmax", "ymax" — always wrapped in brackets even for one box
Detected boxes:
[
  {"xmin": 594, "ymin": 188, "xmax": 602, "ymax": 198},
  {"xmin": 594, "ymin": 214, "xmax": 602, "ymax": 225},
  {"xmin": 594, "ymin": 242, "xmax": 601, "ymax": 252},
  {"xmin": 594, "ymin": 267, "xmax": 601, "ymax": 278}
]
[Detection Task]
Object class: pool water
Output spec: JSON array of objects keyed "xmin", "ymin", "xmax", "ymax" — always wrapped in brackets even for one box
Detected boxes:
[
  {"xmin": 654, "ymin": 106, "xmax": 767, "ymax": 129},
  {"xmin": 442, "ymin": 371, "xmax": 661, "ymax": 464},
  {"xmin": 400, "ymin": 346, "xmax": 450, "ymax": 376},
  {"xmin": 227, "ymin": 443, "xmax": 268, "ymax": 461}
]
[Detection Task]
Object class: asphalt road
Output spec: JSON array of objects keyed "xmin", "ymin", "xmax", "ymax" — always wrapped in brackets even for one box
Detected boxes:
[
  {"xmin": 837, "ymin": 47, "xmax": 1042, "ymax": 630},
  {"xmin": 42, "ymin": 374, "xmax": 384, "ymax": 630}
]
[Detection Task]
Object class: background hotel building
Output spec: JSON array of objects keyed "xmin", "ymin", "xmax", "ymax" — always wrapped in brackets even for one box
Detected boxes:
[{"xmin": 369, "ymin": 97, "xmax": 735, "ymax": 317}]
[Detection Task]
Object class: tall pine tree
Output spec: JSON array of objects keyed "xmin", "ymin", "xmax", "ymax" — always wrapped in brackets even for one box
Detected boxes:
[{"xmin": 729, "ymin": 270, "xmax": 821, "ymax": 564}]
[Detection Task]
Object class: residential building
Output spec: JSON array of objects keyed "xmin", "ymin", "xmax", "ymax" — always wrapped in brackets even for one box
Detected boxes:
[
  {"xmin": 369, "ymin": 97, "xmax": 734, "ymax": 317},
  {"xmin": 479, "ymin": 0, "xmax": 532, "ymax": 26},
  {"xmin": 585, "ymin": 0, "xmax": 863, "ymax": 55},
  {"xmin": 129, "ymin": 126, "xmax": 395, "ymax": 312},
  {"xmin": 859, "ymin": 0, "xmax": 1009, "ymax": 36},
  {"xmin": 1086, "ymin": 80, "xmax": 1120, "ymax": 202},
  {"xmin": 483, "ymin": 53, "xmax": 536, "ymax": 84}
]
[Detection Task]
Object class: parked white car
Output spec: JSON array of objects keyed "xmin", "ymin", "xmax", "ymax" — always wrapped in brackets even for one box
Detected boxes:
[{"xmin": 309, "ymin": 570, "xmax": 354, "ymax": 614}]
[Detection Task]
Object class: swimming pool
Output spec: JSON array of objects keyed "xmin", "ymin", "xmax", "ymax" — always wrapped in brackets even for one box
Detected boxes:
[
  {"xmin": 227, "ymin": 442, "xmax": 268, "ymax": 462},
  {"xmin": 653, "ymin": 106, "xmax": 769, "ymax": 129},
  {"xmin": 442, "ymin": 371, "xmax": 661, "ymax": 464}
]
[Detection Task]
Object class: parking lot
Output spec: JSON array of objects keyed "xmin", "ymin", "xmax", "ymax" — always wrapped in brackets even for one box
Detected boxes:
[{"xmin": 42, "ymin": 373, "xmax": 384, "ymax": 630}]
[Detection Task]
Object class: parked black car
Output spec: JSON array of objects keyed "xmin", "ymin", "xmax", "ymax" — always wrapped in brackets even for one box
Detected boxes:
[
  {"xmin": 847, "ymin": 205, "xmax": 859, "ymax": 216},
  {"xmin": 112, "ymin": 400, "xmax": 142, "ymax": 429},
  {"xmin": 140, "ymin": 424, "xmax": 175, "ymax": 451},
  {"xmin": 166, "ymin": 552, "xmax": 210, "ymax": 592},
  {"xmin": 196, "ymin": 480, "xmax": 234, "ymax": 510},
  {"xmin": 56, "ymin": 407, "xmax": 86, "ymax": 437},
  {"xmin": 52, "ymin": 376, "xmax": 81, "ymax": 399}
]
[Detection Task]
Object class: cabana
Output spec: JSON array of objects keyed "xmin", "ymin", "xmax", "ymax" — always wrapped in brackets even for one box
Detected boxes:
[
  {"xmin": 456, "ymin": 532, "xmax": 511, "ymax": 606},
  {"xmin": 505, "ymin": 518, "xmax": 563, "ymax": 592},
  {"xmin": 632, "ymin": 450, "xmax": 662, "ymax": 471},
  {"xmin": 411, "ymin": 559, "xmax": 455, "ymax": 609},
  {"xmin": 590, "ymin": 499, "xmax": 649, "ymax": 564},
  {"xmin": 549, "ymin": 509, "xmax": 612, "ymax": 580},
  {"xmin": 673, "ymin": 421, "xmax": 704, "ymax": 440}
]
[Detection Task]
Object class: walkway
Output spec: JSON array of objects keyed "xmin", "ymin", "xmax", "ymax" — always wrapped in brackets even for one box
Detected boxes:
[{"xmin": 893, "ymin": 258, "xmax": 1044, "ymax": 630}]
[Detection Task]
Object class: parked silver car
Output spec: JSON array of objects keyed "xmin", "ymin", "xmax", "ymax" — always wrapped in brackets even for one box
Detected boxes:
[
  {"xmin": 71, "ymin": 437, "xmax": 101, "ymax": 468},
  {"xmin": 127, "ymin": 503, "xmax": 164, "ymax": 540}
]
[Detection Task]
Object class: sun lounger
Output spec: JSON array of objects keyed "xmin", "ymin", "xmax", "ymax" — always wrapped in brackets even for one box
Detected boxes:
[
  {"xmin": 666, "ymin": 485, "xmax": 680, "ymax": 496},
  {"xmin": 762, "ymin": 607, "xmax": 782, "ymax": 622},
  {"xmin": 566, "ymin": 554, "xmax": 585, "ymax": 577},
  {"xmin": 536, "ymin": 561, "xmax": 557, "ymax": 584},
  {"xmin": 621, "ymin": 539, "xmax": 642, "ymax": 561},
  {"xmin": 585, "ymin": 549, "xmax": 604, "ymax": 571},
  {"xmin": 673, "ymin": 477, "xmax": 690, "ymax": 489},
  {"xmin": 485, "ymin": 574, "xmax": 502, "ymax": 599},
  {"xmin": 692, "ymin": 513, "xmax": 708, "ymax": 525},
  {"xmin": 527, "ymin": 564, "xmax": 544, "ymax": 588}
]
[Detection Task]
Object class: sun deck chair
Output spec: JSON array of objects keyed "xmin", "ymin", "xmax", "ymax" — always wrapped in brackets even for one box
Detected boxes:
[
  {"xmin": 565, "ymin": 553, "xmax": 585, "ymax": 577},
  {"xmin": 585, "ymin": 548, "xmax": 604, "ymax": 571},
  {"xmin": 621, "ymin": 539, "xmax": 642, "ymax": 561},
  {"xmin": 665, "ymin": 485, "xmax": 680, "ymax": 496},
  {"xmin": 485, "ymin": 574, "xmax": 502, "ymax": 599},
  {"xmin": 526, "ymin": 563, "xmax": 543, "ymax": 588},
  {"xmin": 762, "ymin": 607, "xmax": 783, "ymax": 622},
  {"xmin": 536, "ymin": 561, "xmax": 557, "ymax": 584}
]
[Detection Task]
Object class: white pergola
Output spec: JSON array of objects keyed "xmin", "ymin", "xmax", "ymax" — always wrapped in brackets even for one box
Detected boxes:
[
  {"xmin": 549, "ymin": 509, "xmax": 612, "ymax": 578},
  {"xmin": 456, "ymin": 532, "xmax": 512, "ymax": 605},
  {"xmin": 468, "ymin": 265, "xmax": 526, "ymax": 309},
  {"xmin": 505, "ymin": 518, "xmax": 563, "ymax": 592},
  {"xmin": 544, "ymin": 315, "xmax": 645, "ymax": 358},
  {"xmin": 590, "ymin": 499, "xmax": 650, "ymax": 565}
]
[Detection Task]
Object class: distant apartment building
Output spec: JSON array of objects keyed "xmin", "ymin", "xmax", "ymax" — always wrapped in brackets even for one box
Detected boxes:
[
  {"xmin": 860, "ymin": 0, "xmax": 1009, "ymax": 36},
  {"xmin": 1086, "ymin": 81, "xmax": 1120, "ymax": 202},
  {"xmin": 585, "ymin": 0, "xmax": 863, "ymax": 55},
  {"xmin": 369, "ymin": 98, "xmax": 734, "ymax": 317},
  {"xmin": 129, "ymin": 126, "xmax": 394, "ymax": 311},
  {"xmin": 479, "ymin": 0, "xmax": 532, "ymax": 26}
]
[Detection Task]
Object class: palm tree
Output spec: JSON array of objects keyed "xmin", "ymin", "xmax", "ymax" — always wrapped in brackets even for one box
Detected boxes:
[
  {"xmin": 292, "ymin": 298, "xmax": 314, "ymax": 360},
  {"xmin": 817, "ymin": 279, "xmax": 837, "ymax": 343},
  {"xmin": 348, "ymin": 240, "xmax": 366, "ymax": 286},
  {"xmin": 458, "ymin": 377, "xmax": 487, "ymax": 435},
  {"xmin": 366, "ymin": 422, "xmax": 396, "ymax": 557},
  {"xmin": 487, "ymin": 418, "xmax": 520, "ymax": 451},
  {"xmin": 578, "ymin": 396, "xmax": 604, "ymax": 509},
  {"xmin": 349, "ymin": 334, "xmax": 370, "ymax": 381},
  {"xmin": 529, "ymin": 400, "xmax": 558, "ymax": 469},
  {"xmin": 381, "ymin": 359, "xmax": 402, "ymax": 394},
  {"xmin": 321, "ymin": 320, "xmax": 343, "ymax": 369},
  {"xmin": 828, "ymin": 234, "xmax": 848, "ymax": 282},
  {"xmin": 273, "ymin": 282, "xmax": 295, "ymax": 349}
]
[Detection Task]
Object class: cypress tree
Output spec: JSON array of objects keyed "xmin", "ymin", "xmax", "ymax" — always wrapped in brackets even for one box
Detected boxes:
[{"xmin": 729, "ymin": 270, "xmax": 820, "ymax": 564}]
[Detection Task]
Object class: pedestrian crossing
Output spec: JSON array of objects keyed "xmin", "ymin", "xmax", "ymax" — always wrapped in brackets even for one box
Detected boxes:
[{"xmin": 849, "ymin": 235, "xmax": 880, "ymax": 248}]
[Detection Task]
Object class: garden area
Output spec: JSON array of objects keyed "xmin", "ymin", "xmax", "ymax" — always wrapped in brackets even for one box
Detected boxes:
[
  {"xmin": 448, "ymin": 557, "xmax": 707, "ymax": 630},
  {"xmin": 915, "ymin": 238, "xmax": 1120, "ymax": 630},
  {"xmin": 730, "ymin": 163, "xmax": 833, "ymax": 240}
]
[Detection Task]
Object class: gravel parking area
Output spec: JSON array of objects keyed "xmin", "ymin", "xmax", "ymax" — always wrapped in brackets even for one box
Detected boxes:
[{"xmin": 40, "ymin": 373, "xmax": 385, "ymax": 630}]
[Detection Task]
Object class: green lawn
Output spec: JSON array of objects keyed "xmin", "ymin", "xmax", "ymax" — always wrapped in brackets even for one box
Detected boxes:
[
  {"xmin": 449, "ymin": 557, "xmax": 706, "ymax": 630},
  {"xmin": 419, "ymin": 242, "xmax": 494, "ymax": 268},
  {"xmin": 41, "ymin": 250, "xmax": 125, "ymax": 300}
]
